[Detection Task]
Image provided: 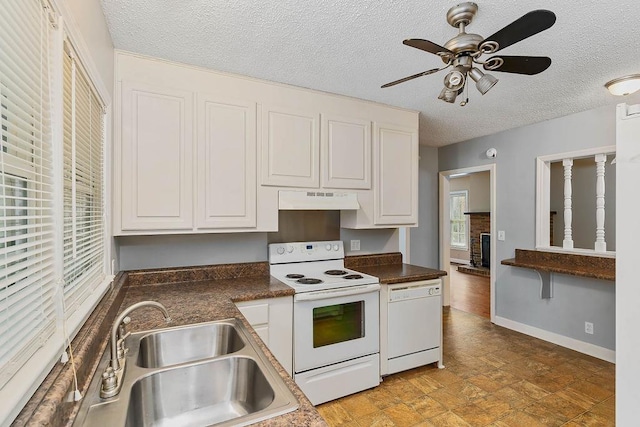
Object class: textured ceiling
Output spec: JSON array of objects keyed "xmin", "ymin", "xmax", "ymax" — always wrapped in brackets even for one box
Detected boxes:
[{"xmin": 100, "ymin": 0, "xmax": 640, "ymax": 147}]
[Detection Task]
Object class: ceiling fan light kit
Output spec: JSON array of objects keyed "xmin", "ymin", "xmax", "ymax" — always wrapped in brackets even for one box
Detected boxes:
[
  {"xmin": 382, "ymin": 2, "xmax": 556, "ymax": 106},
  {"xmin": 605, "ymin": 74, "xmax": 640, "ymax": 96}
]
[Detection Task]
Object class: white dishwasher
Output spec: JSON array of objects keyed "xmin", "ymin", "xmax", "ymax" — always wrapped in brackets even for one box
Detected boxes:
[{"xmin": 380, "ymin": 279, "xmax": 444, "ymax": 375}]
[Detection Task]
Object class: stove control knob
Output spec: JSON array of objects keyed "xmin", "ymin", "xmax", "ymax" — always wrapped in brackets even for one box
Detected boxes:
[
  {"xmin": 333, "ymin": 244, "xmax": 340, "ymax": 251},
  {"xmin": 286, "ymin": 245, "xmax": 294, "ymax": 253},
  {"xmin": 276, "ymin": 246, "xmax": 285, "ymax": 255},
  {"xmin": 325, "ymin": 244, "xmax": 332, "ymax": 251}
]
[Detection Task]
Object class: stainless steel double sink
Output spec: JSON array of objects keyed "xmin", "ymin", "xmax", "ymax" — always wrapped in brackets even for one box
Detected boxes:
[{"xmin": 74, "ymin": 319, "xmax": 298, "ymax": 427}]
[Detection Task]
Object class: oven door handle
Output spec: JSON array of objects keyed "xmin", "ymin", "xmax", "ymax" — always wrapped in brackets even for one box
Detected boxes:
[{"xmin": 294, "ymin": 283, "xmax": 381, "ymax": 301}]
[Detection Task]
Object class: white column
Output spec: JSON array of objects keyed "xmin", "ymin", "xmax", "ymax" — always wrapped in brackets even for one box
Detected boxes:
[
  {"xmin": 594, "ymin": 153, "xmax": 607, "ymax": 252},
  {"xmin": 562, "ymin": 158, "xmax": 573, "ymax": 249}
]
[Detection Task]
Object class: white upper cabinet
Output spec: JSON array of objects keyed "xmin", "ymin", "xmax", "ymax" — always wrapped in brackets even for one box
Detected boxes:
[
  {"xmin": 321, "ymin": 115, "xmax": 372, "ymax": 189},
  {"xmin": 261, "ymin": 105, "xmax": 320, "ymax": 188},
  {"xmin": 120, "ymin": 81, "xmax": 194, "ymax": 231},
  {"xmin": 114, "ymin": 52, "xmax": 419, "ymax": 233},
  {"xmin": 374, "ymin": 123, "xmax": 418, "ymax": 225},
  {"xmin": 196, "ymin": 94, "xmax": 257, "ymax": 229}
]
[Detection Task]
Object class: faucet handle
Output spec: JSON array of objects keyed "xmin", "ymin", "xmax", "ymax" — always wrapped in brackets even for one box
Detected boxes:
[
  {"xmin": 101, "ymin": 367, "xmax": 117, "ymax": 395},
  {"xmin": 118, "ymin": 316, "xmax": 131, "ymax": 338}
]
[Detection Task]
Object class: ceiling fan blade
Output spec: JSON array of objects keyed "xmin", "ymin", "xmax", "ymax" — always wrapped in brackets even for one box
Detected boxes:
[
  {"xmin": 381, "ymin": 68, "xmax": 441, "ymax": 88},
  {"xmin": 484, "ymin": 55, "xmax": 552, "ymax": 75},
  {"xmin": 480, "ymin": 10, "xmax": 556, "ymax": 52},
  {"xmin": 403, "ymin": 39, "xmax": 453, "ymax": 57}
]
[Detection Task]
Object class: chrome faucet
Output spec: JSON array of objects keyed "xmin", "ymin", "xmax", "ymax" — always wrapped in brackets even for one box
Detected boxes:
[{"xmin": 100, "ymin": 301, "xmax": 171, "ymax": 398}]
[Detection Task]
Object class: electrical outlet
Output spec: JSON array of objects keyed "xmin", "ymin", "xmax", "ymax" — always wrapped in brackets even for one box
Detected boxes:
[
  {"xmin": 585, "ymin": 322, "xmax": 594, "ymax": 335},
  {"xmin": 350, "ymin": 240, "xmax": 361, "ymax": 251},
  {"xmin": 498, "ymin": 230, "xmax": 506, "ymax": 241}
]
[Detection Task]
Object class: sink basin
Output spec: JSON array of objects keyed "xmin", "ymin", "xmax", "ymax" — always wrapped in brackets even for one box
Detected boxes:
[
  {"xmin": 136, "ymin": 322, "xmax": 245, "ymax": 368},
  {"xmin": 74, "ymin": 318, "xmax": 297, "ymax": 427},
  {"xmin": 126, "ymin": 357, "xmax": 274, "ymax": 427}
]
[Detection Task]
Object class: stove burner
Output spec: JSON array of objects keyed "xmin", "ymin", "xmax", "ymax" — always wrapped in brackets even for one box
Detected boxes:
[
  {"xmin": 344, "ymin": 274, "xmax": 364, "ymax": 280},
  {"xmin": 296, "ymin": 278, "xmax": 323, "ymax": 285},
  {"xmin": 286, "ymin": 274, "xmax": 305, "ymax": 279},
  {"xmin": 324, "ymin": 269, "xmax": 348, "ymax": 276}
]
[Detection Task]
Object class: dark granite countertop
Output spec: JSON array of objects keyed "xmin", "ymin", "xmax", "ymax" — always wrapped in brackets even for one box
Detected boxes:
[
  {"xmin": 15, "ymin": 263, "xmax": 327, "ymax": 427},
  {"xmin": 501, "ymin": 249, "xmax": 615, "ymax": 282},
  {"xmin": 355, "ymin": 263, "xmax": 447, "ymax": 284},
  {"xmin": 345, "ymin": 252, "xmax": 447, "ymax": 284}
]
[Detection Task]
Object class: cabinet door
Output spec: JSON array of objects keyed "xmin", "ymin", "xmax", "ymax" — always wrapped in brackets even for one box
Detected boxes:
[
  {"xmin": 120, "ymin": 81, "xmax": 193, "ymax": 230},
  {"xmin": 261, "ymin": 105, "xmax": 319, "ymax": 188},
  {"xmin": 235, "ymin": 297, "xmax": 293, "ymax": 376},
  {"xmin": 321, "ymin": 115, "xmax": 371, "ymax": 189},
  {"xmin": 196, "ymin": 94, "xmax": 256, "ymax": 228},
  {"xmin": 374, "ymin": 123, "xmax": 418, "ymax": 225}
]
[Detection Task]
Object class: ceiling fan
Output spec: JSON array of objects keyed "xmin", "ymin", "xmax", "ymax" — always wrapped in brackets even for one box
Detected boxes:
[{"xmin": 382, "ymin": 2, "xmax": 556, "ymax": 105}]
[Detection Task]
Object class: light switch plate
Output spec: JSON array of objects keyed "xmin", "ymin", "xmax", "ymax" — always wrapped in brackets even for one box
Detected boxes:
[
  {"xmin": 498, "ymin": 230, "xmax": 506, "ymax": 241},
  {"xmin": 350, "ymin": 240, "xmax": 360, "ymax": 251}
]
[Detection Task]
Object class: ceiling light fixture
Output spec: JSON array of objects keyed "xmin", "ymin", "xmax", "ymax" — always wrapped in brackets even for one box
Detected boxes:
[
  {"xmin": 469, "ymin": 67, "xmax": 498, "ymax": 95},
  {"xmin": 605, "ymin": 74, "xmax": 640, "ymax": 96}
]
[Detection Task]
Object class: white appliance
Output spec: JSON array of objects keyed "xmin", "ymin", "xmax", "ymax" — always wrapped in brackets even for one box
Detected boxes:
[
  {"xmin": 380, "ymin": 279, "xmax": 444, "ymax": 376},
  {"xmin": 269, "ymin": 241, "xmax": 380, "ymax": 405}
]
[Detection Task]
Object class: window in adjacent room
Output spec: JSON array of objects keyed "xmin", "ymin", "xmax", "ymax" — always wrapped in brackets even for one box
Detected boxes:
[{"xmin": 450, "ymin": 190, "xmax": 468, "ymax": 249}]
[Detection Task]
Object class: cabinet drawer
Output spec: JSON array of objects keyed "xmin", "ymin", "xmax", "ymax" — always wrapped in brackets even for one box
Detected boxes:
[{"xmin": 237, "ymin": 303, "xmax": 269, "ymax": 325}]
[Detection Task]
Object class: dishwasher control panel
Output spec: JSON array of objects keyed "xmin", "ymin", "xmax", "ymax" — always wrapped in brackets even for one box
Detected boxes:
[{"xmin": 388, "ymin": 283, "xmax": 441, "ymax": 302}]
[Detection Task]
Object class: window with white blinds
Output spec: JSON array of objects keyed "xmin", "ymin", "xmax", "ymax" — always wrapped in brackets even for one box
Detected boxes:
[
  {"xmin": 62, "ymin": 46, "xmax": 105, "ymax": 322},
  {"xmin": 0, "ymin": 1, "xmax": 110, "ymax": 424},
  {"xmin": 0, "ymin": 0, "xmax": 57, "ymax": 389}
]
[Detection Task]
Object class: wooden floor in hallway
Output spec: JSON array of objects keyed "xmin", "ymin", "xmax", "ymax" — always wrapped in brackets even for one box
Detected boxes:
[
  {"xmin": 318, "ymin": 307, "xmax": 615, "ymax": 427},
  {"xmin": 450, "ymin": 265, "xmax": 491, "ymax": 319}
]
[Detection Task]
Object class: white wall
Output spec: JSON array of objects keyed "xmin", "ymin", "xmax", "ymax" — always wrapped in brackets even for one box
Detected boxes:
[
  {"xmin": 615, "ymin": 102, "xmax": 640, "ymax": 424},
  {"xmin": 61, "ymin": 0, "xmax": 114, "ymax": 98}
]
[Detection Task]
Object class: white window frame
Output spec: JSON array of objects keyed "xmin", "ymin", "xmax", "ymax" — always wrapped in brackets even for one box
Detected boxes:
[
  {"xmin": 450, "ymin": 190, "xmax": 469, "ymax": 250},
  {"xmin": 535, "ymin": 145, "xmax": 616, "ymax": 257}
]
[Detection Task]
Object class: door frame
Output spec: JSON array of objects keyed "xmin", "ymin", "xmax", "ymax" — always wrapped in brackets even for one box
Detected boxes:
[{"xmin": 439, "ymin": 164, "xmax": 496, "ymax": 322}]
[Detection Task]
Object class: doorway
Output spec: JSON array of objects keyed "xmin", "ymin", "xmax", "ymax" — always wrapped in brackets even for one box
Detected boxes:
[{"xmin": 439, "ymin": 165, "xmax": 496, "ymax": 322}]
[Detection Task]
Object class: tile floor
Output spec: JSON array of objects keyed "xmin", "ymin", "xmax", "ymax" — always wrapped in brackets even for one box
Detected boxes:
[{"xmin": 317, "ymin": 307, "xmax": 615, "ymax": 426}]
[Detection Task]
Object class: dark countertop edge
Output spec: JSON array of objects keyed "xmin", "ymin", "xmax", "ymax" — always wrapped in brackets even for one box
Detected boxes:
[{"xmin": 501, "ymin": 258, "xmax": 615, "ymax": 282}]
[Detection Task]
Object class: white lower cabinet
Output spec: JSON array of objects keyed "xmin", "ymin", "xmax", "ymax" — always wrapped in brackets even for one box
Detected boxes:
[{"xmin": 235, "ymin": 296, "xmax": 293, "ymax": 376}]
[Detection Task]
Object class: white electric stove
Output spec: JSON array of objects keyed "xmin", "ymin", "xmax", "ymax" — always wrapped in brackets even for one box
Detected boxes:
[{"xmin": 268, "ymin": 241, "xmax": 381, "ymax": 405}]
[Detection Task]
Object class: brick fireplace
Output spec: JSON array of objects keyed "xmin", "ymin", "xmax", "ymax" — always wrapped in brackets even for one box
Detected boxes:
[{"xmin": 465, "ymin": 211, "xmax": 490, "ymax": 268}]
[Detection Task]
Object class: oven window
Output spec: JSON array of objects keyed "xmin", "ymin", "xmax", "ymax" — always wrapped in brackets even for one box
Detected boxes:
[{"xmin": 312, "ymin": 301, "xmax": 364, "ymax": 347}]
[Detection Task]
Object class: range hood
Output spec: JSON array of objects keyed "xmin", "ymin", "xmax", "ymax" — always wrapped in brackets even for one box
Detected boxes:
[{"xmin": 278, "ymin": 190, "xmax": 359, "ymax": 210}]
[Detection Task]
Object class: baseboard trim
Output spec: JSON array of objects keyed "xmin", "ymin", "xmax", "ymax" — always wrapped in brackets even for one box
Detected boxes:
[
  {"xmin": 450, "ymin": 258, "xmax": 470, "ymax": 265},
  {"xmin": 493, "ymin": 316, "xmax": 615, "ymax": 363}
]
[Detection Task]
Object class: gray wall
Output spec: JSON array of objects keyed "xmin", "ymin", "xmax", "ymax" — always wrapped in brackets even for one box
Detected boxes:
[
  {"xmin": 116, "ymin": 212, "xmax": 400, "ymax": 270},
  {"xmin": 438, "ymin": 103, "xmax": 618, "ymax": 350},
  {"xmin": 409, "ymin": 145, "xmax": 440, "ymax": 268}
]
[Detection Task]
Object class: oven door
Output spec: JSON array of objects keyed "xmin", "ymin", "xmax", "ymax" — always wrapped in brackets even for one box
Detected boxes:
[{"xmin": 293, "ymin": 283, "xmax": 380, "ymax": 373}]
